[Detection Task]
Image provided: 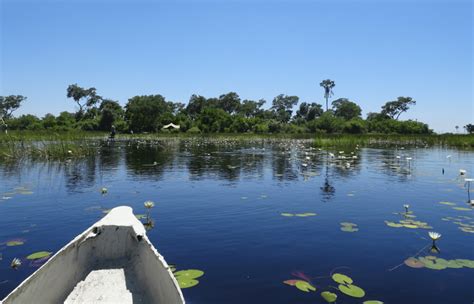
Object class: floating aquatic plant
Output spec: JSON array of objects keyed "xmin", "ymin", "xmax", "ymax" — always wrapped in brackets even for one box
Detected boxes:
[
  {"xmin": 331, "ymin": 273, "xmax": 365, "ymax": 298},
  {"xmin": 100, "ymin": 187, "xmax": 108, "ymax": 194},
  {"xmin": 6, "ymin": 239, "xmax": 25, "ymax": 246},
  {"xmin": 320, "ymin": 291, "xmax": 337, "ymax": 303},
  {"xmin": 295, "ymin": 281, "xmax": 316, "ymax": 292},
  {"xmin": 11, "ymin": 258, "xmax": 21, "ymax": 269},
  {"xmin": 173, "ymin": 269, "xmax": 204, "ymax": 289},
  {"xmin": 26, "ymin": 251, "xmax": 52, "ymax": 260},
  {"xmin": 403, "ymin": 204, "xmax": 410, "ymax": 213},
  {"xmin": 144, "ymin": 201, "xmax": 155, "ymax": 209},
  {"xmin": 363, "ymin": 301, "xmax": 384, "ymax": 304},
  {"xmin": 340, "ymin": 222, "xmax": 358, "ymax": 232}
]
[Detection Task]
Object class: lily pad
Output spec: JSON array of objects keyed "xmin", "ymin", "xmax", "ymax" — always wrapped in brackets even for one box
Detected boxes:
[
  {"xmin": 418, "ymin": 257, "xmax": 447, "ymax": 270},
  {"xmin": 404, "ymin": 257, "xmax": 425, "ymax": 268},
  {"xmin": 283, "ymin": 279, "xmax": 302, "ymax": 286},
  {"xmin": 173, "ymin": 269, "xmax": 204, "ymax": 280},
  {"xmin": 385, "ymin": 221, "xmax": 403, "ymax": 228},
  {"xmin": 26, "ymin": 251, "xmax": 52, "ymax": 260},
  {"xmin": 363, "ymin": 301, "xmax": 384, "ymax": 304},
  {"xmin": 453, "ymin": 259, "xmax": 474, "ymax": 268},
  {"xmin": 453, "ymin": 207, "xmax": 472, "ymax": 211},
  {"xmin": 295, "ymin": 280, "xmax": 316, "ymax": 292},
  {"xmin": 439, "ymin": 202, "xmax": 456, "ymax": 206},
  {"xmin": 321, "ymin": 291, "xmax": 337, "ymax": 303},
  {"xmin": 340, "ymin": 222, "xmax": 357, "ymax": 226},
  {"xmin": 6, "ymin": 240, "xmax": 24, "ymax": 247},
  {"xmin": 340, "ymin": 226, "xmax": 359, "ymax": 232},
  {"xmin": 135, "ymin": 214, "xmax": 146, "ymax": 220},
  {"xmin": 295, "ymin": 213, "xmax": 317, "ymax": 217},
  {"xmin": 281, "ymin": 213, "xmax": 294, "ymax": 217},
  {"xmin": 446, "ymin": 260, "xmax": 463, "ymax": 269},
  {"xmin": 332, "ymin": 273, "xmax": 353, "ymax": 284},
  {"xmin": 338, "ymin": 284, "xmax": 365, "ymax": 298},
  {"xmin": 177, "ymin": 278, "xmax": 199, "ymax": 288}
]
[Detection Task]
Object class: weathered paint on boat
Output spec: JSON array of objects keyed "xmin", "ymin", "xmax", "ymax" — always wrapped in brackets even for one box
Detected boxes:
[{"xmin": 2, "ymin": 206, "xmax": 185, "ymax": 304}]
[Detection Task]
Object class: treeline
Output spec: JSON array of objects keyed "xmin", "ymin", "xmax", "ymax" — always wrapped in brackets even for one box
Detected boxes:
[{"xmin": 0, "ymin": 84, "xmax": 435, "ymax": 134}]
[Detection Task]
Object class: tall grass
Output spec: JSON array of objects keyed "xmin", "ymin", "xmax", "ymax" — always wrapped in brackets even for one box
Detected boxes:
[{"xmin": 0, "ymin": 131, "xmax": 473, "ymax": 161}]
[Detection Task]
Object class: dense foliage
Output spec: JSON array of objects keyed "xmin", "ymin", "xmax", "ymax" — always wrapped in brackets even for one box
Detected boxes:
[{"xmin": 2, "ymin": 84, "xmax": 465, "ymax": 135}]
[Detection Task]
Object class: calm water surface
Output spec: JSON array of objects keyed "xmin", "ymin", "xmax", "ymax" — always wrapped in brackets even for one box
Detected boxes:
[{"xmin": 0, "ymin": 139, "xmax": 473, "ymax": 303}]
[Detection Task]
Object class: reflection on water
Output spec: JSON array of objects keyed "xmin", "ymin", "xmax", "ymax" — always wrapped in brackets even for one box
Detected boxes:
[{"xmin": 0, "ymin": 138, "xmax": 473, "ymax": 303}]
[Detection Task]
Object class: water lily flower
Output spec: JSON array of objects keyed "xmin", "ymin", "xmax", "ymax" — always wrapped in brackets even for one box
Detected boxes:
[
  {"xmin": 406, "ymin": 157, "xmax": 412, "ymax": 161},
  {"xmin": 403, "ymin": 204, "xmax": 410, "ymax": 213},
  {"xmin": 11, "ymin": 258, "xmax": 21, "ymax": 269},
  {"xmin": 429, "ymin": 231, "xmax": 442, "ymax": 241},
  {"xmin": 67, "ymin": 150, "xmax": 73, "ymax": 154},
  {"xmin": 100, "ymin": 187, "xmax": 108, "ymax": 194},
  {"xmin": 396, "ymin": 155, "xmax": 401, "ymax": 159},
  {"xmin": 460, "ymin": 169, "xmax": 467, "ymax": 175},
  {"xmin": 144, "ymin": 201, "xmax": 155, "ymax": 209}
]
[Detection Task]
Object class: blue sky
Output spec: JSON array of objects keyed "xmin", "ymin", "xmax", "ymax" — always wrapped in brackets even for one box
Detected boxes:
[{"xmin": 1, "ymin": 0, "xmax": 472, "ymax": 132}]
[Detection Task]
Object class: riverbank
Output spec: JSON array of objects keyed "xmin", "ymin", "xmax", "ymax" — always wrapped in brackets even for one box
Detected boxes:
[{"xmin": 0, "ymin": 132, "xmax": 473, "ymax": 161}]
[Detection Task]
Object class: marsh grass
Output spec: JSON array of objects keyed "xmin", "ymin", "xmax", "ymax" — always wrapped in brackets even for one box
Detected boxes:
[
  {"xmin": 0, "ymin": 131, "xmax": 104, "ymax": 161},
  {"xmin": 0, "ymin": 131, "xmax": 473, "ymax": 161}
]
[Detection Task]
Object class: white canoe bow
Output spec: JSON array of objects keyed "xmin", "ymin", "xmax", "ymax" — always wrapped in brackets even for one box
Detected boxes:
[{"xmin": 2, "ymin": 206, "xmax": 185, "ymax": 304}]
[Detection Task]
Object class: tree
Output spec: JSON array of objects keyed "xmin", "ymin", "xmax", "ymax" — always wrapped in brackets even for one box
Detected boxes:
[
  {"xmin": 381, "ymin": 97, "xmax": 416, "ymax": 120},
  {"xmin": 66, "ymin": 84, "xmax": 102, "ymax": 119},
  {"xmin": 99, "ymin": 99, "xmax": 124, "ymax": 131},
  {"xmin": 237, "ymin": 99, "xmax": 266, "ymax": 118},
  {"xmin": 319, "ymin": 79, "xmax": 335, "ymax": 111},
  {"xmin": 185, "ymin": 95, "xmax": 207, "ymax": 118},
  {"xmin": 295, "ymin": 102, "xmax": 323, "ymax": 121},
  {"xmin": 42, "ymin": 113, "xmax": 57, "ymax": 129},
  {"xmin": 465, "ymin": 124, "xmax": 474, "ymax": 134},
  {"xmin": 332, "ymin": 98, "xmax": 362, "ymax": 120},
  {"xmin": 271, "ymin": 94, "xmax": 299, "ymax": 123},
  {"xmin": 217, "ymin": 92, "xmax": 241, "ymax": 114},
  {"xmin": 0, "ymin": 95, "xmax": 26, "ymax": 118},
  {"xmin": 125, "ymin": 95, "xmax": 172, "ymax": 132}
]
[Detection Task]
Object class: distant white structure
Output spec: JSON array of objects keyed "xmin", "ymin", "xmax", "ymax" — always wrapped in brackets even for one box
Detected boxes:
[{"xmin": 162, "ymin": 123, "xmax": 180, "ymax": 130}]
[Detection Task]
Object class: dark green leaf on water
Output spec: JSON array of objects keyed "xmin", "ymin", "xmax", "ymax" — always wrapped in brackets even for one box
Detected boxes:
[
  {"xmin": 338, "ymin": 284, "xmax": 365, "ymax": 298},
  {"xmin": 295, "ymin": 280, "xmax": 316, "ymax": 292},
  {"xmin": 332, "ymin": 273, "xmax": 353, "ymax": 284},
  {"xmin": 321, "ymin": 291, "xmax": 337, "ymax": 303},
  {"xmin": 27, "ymin": 251, "xmax": 52, "ymax": 260}
]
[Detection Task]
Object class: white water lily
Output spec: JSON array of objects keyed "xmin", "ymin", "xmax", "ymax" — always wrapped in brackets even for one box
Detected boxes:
[
  {"xmin": 11, "ymin": 258, "xmax": 21, "ymax": 269},
  {"xmin": 403, "ymin": 204, "xmax": 410, "ymax": 212},
  {"xmin": 406, "ymin": 157, "xmax": 412, "ymax": 161},
  {"xmin": 428, "ymin": 231, "xmax": 442, "ymax": 241},
  {"xmin": 144, "ymin": 201, "xmax": 155, "ymax": 209},
  {"xmin": 460, "ymin": 169, "xmax": 467, "ymax": 175},
  {"xmin": 100, "ymin": 187, "xmax": 108, "ymax": 194}
]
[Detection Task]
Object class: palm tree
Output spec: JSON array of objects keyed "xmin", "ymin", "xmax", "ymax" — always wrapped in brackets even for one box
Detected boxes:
[
  {"xmin": 320, "ymin": 79, "xmax": 335, "ymax": 111},
  {"xmin": 455, "ymin": 125, "xmax": 459, "ymax": 133}
]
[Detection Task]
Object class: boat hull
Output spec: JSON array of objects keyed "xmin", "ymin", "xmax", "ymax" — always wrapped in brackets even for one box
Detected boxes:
[{"xmin": 2, "ymin": 206, "xmax": 185, "ymax": 304}]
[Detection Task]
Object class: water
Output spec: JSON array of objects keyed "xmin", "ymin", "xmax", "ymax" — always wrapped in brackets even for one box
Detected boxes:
[{"xmin": 0, "ymin": 139, "xmax": 473, "ymax": 303}]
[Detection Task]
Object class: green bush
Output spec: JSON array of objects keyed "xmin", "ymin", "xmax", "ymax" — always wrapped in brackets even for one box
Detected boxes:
[{"xmin": 187, "ymin": 126, "xmax": 201, "ymax": 134}]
